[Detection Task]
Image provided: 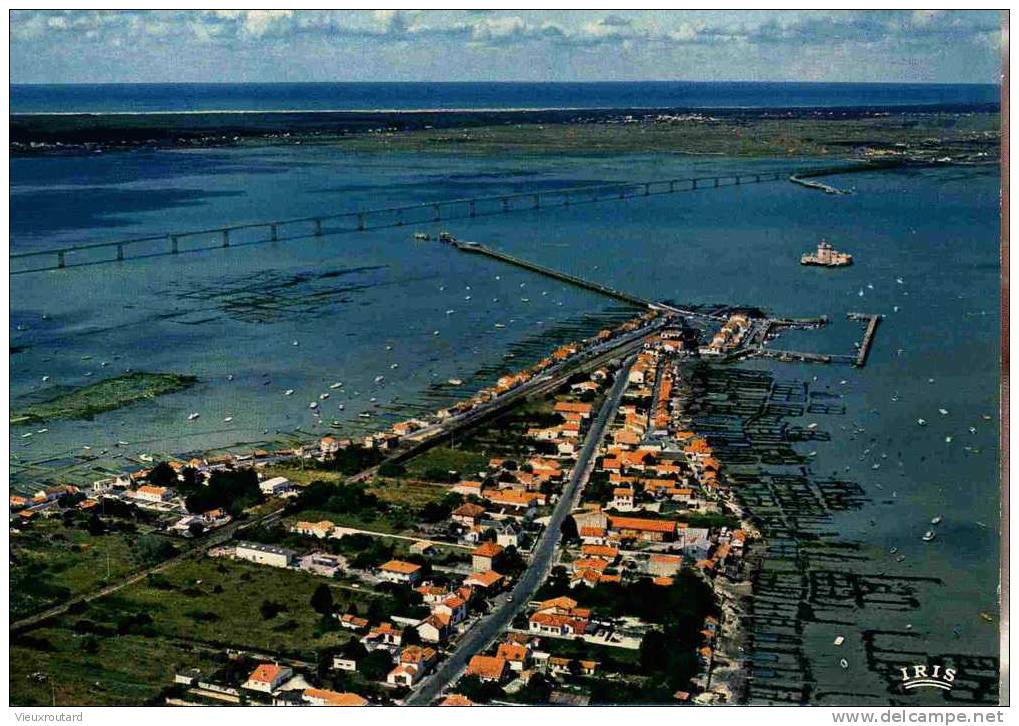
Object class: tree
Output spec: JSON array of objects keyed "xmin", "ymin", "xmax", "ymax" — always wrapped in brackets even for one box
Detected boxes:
[
  {"xmin": 260, "ymin": 600, "xmax": 285, "ymax": 620},
  {"xmin": 402, "ymin": 626, "xmax": 422, "ymax": 646},
  {"xmin": 517, "ymin": 673, "xmax": 552, "ymax": 704},
  {"xmin": 86, "ymin": 513, "xmax": 105, "ymax": 536},
  {"xmin": 456, "ymin": 675, "xmax": 505, "ymax": 704},
  {"xmin": 187, "ymin": 521, "xmax": 206, "ymax": 538},
  {"xmin": 136, "ymin": 534, "xmax": 175, "ymax": 564},
  {"xmin": 147, "ymin": 462, "xmax": 178, "ymax": 488},
  {"xmin": 360, "ymin": 650, "xmax": 396, "ymax": 681},
  {"xmin": 310, "ymin": 584, "xmax": 334, "ymax": 616},
  {"xmin": 560, "ymin": 515, "xmax": 579, "ymax": 543}
]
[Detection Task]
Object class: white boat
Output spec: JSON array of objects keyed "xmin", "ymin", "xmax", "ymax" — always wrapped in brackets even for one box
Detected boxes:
[
  {"xmin": 448, "ymin": 378, "xmax": 463, "ymax": 386},
  {"xmin": 494, "ymin": 323, "xmax": 506, "ymax": 329},
  {"xmin": 337, "ymin": 404, "xmax": 345, "ymax": 411},
  {"xmin": 224, "ymin": 416, "xmax": 233, "ymax": 423},
  {"xmin": 374, "ymin": 375, "xmax": 385, "ymax": 383},
  {"xmin": 292, "ymin": 340, "xmax": 299, "ymax": 346},
  {"xmin": 117, "ymin": 440, "xmax": 129, "ymax": 446},
  {"xmin": 188, "ymin": 412, "xmax": 200, "ymax": 421},
  {"xmin": 330, "ymin": 382, "xmax": 343, "ymax": 389},
  {"xmin": 446, "ymin": 309, "xmax": 456, "ymax": 315},
  {"xmin": 369, "ymin": 397, "xmax": 377, "ymax": 403},
  {"xmin": 922, "ymin": 530, "xmax": 936, "ymax": 542},
  {"xmin": 20, "ymin": 432, "xmax": 32, "ymax": 438},
  {"xmin": 433, "ymin": 330, "xmax": 440, "ymax": 336},
  {"xmin": 931, "ymin": 515, "xmax": 943, "ymax": 525},
  {"xmin": 227, "ymin": 374, "xmax": 234, "ymax": 381},
  {"xmin": 139, "ymin": 453, "xmax": 153, "ymax": 462},
  {"xmin": 309, "ymin": 402, "xmax": 318, "ymax": 410},
  {"xmin": 465, "ymin": 295, "xmax": 472, "ymax": 301},
  {"xmin": 833, "ymin": 636, "xmax": 845, "ymax": 646},
  {"xmin": 807, "ymin": 422, "xmax": 818, "ymax": 429},
  {"xmin": 939, "ymin": 408, "xmax": 949, "ymax": 415},
  {"xmin": 284, "ymin": 389, "xmax": 294, "ymax": 396},
  {"xmin": 917, "ymin": 418, "xmax": 927, "ymax": 426},
  {"xmin": 41, "ymin": 375, "xmax": 50, "ymax": 382},
  {"xmin": 386, "ymin": 345, "xmax": 393, "ymax": 350},
  {"xmin": 521, "ymin": 297, "xmax": 530, "ymax": 302},
  {"xmin": 945, "ymin": 436, "xmax": 953, "ymax": 443},
  {"xmin": 359, "ymin": 412, "xmax": 371, "ymax": 418},
  {"xmin": 840, "ymin": 659, "xmax": 849, "ymax": 669},
  {"xmin": 390, "ymin": 363, "xmax": 399, "ymax": 369},
  {"xmin": 320, "ymin": 393, "xmax": 330, "ymax": 400},
  {"xmin": 36, "ymin": 429, "xmax": 48, "ymax": 434}
]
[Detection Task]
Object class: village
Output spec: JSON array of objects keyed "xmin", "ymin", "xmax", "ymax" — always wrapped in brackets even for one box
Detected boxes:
[{"xmin": 11, "ymin": 309, "xmax": 760, "ymax": 706}]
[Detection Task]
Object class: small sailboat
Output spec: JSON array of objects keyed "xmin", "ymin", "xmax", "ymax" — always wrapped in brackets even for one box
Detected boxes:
[
  {"xmin": 292, "ymin": 340, "xmax": 299, "ymax": 346},
  {"xmin": 917, "ymin": 418, "xmax": 927, "ymax": 426},
  {"xmin": 922, "ymin": 530, "xmax": 936, "ymax": 542},
  {"xmin": 309, "ymin": 401, "xmax": 319, "ymax": 410},
  {"xmin": 188, "ymin": 412, "xmax": 200, "ymax": 421},
  {"xmin": 938, "ymin": 408, "xmax": 949, "ymax": 416},
  {"xmin": 320, "ymin": 393, "xmax": 330, "ymax": 400},
  {"xmin": 359, "ymin": 412, "xmax": 371, "ymax": 419},
  {"xmin": 223, "ymin": 416, "xmax": 233, "ymax": 423},
  {"xmin": 227, "ymin": 374, "xmax": 234, "ymax": 381},
  {"xmin": 833, "ymin": 636, "xmax": 845, "ymax": 646},
  {"xmin": 284, "ymin": 389, "xmax": 294, "ymax": 396},
  {"xmin": 337, "ymin": 404, "xmax": 345, "ymax": 411},
  {"xmin": 839, "ymin": 658, "xmax": 849, "ymax": 669},
  {"xmin": 494, "ymin": 323, "xmax": 506, "ymax": 329},
  {"xmin": 330, "ymin": 382, "xmax": 343, "ymax": 389},
  {"xmin": 386, "ymin": 344, "xmax": 393, "ymax": 350},
  {"xmin": 41, "ymin": 375, "xmax": 50, "ymax": 382},
  {"xmin": 374, "ymin": 375, "xmax": 385, "ymax": 383},
  {"xmin": 931, "ymin": 515, "xmax": 943, "ymax": 525},
  {"xmin": 390, "ymin": 363, "xmax": 399, "ymax": 369},
  {"xmin": 448, "ymin": 378, "xmax": 463, "ymax": 386}
]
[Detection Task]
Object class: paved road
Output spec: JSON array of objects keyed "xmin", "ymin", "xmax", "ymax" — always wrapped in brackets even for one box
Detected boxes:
[{"xmin": 405, "ymin": 354, "xmax": 637, "ymax": 704}]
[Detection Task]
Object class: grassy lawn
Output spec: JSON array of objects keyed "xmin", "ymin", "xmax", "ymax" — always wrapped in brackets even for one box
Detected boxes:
[
  {"xmin": 403, "ymin": 446, "xmax": 490, "ymax": 481},
  {"xmin": 537, "ymin": 636, "xmax": 642, "ymax": 670},
  {"xmin": 11, "ymin": 521, "xmax": 156, "ymax": 619},
  {"xmin": 366, "ymin": 477, "xmax": 448, "ymax": 508},
  {"xmin": 10, "ymin": 627, "xmax": 219, "ymax": 706},
  {"xmin": 83, "ymin": 558, "xmax": 363, "ymax": 658}
]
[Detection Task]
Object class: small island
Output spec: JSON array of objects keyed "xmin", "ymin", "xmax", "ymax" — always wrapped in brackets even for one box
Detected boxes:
[{"xmin": 10, "ymin": 371, "xmax": 197, "ymax": 425}]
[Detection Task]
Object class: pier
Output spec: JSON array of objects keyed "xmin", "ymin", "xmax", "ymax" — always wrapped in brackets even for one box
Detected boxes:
[
  {"xmin": 848, "ymin": 312, "xmax": 881, "ymax": 367},
  {"xmin": 452, "ymin": 240, "xmax": 653, "ymax": 308},
  {"xmin": 10, "ymin": 162, "xmax": 890, "ymax": 275}
]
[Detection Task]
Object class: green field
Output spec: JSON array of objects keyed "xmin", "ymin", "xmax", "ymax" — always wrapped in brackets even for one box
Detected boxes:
[
  {"xmin": 11, "ymin": 372, "xmax": 196, "ymax": 425},
  {"xmin": 11, "ymin": 521, "xmax": 158, "ymax": 619},
  {"xmin": 403, "ymin": 446, "xmax": 490, "ymax": 481},
  {"xmin": 10, "ymin": 627, "xmax": 220, "ymax": 706},
  {"xmin": 87, "ymin": 558, "xmax": 366, "ymax": 657}
]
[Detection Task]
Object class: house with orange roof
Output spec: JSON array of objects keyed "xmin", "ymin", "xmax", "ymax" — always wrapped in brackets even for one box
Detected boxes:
[
  {"xmin": 416, "ymin": 584, "xmax": 450, "ymax": 604},
  {"xmin": 611, "ymin": 487, "xmax": 636, "ymax": 511},
  {"xmin": 451, "ymin": 480, "xmax": 484, "ymax": 498},
  {"xmin": 529, "ymin": 611, "xmax": 588, "ymax": 637},
  {"xmin": 580, "ymin": 544, "xmax": 619, "ymax": 561},
  {"xmin": 608, "ymin": 515, "xmax": 677, "ymax": 542},
  {"xmin": 653, "ymin": 576, "xmax": 675, "ymax": 586},
  {"xmin": 9, "ymin": 495, "xmax": 28, "ymax": 511},
  {"xmin": 378, "ymin": 559, "xmax": 423, "ymax": 585},
  {"xmin": 571, "ymin": 569, "xmax": 622, "ymax": 588},
  {"xmin": 553, "ymin": 401, "xmax": 593, "ymax": 418},
  {"xmin": 465, "ymin": 655, "xmax": 508, "ymax": 683},
  {"xmin": 131, "ymin": 484, "xmax": 174, "ymax": 503},
  {"xmin": 464, "ymin": 569, "xmax": 505, "ymax": 592},
  {"xmin": 292, "ymin": 520, "xmax": 335, "ymax": 538},
  {"xmin": 571, "ymin": 557, "xmax": 610, "ymax": 574},
  {"xmin": 647, "ymin": 553, "xmax": 683, "ymax": 577},
  {"xmin": 451, "ymin": 502, "xmax": 486, "ymax": 527},
  {"xmin": 338, "ymin": 613, "xmax": 369, "ymax": 631},
  {"xmin": 483, "ymin": 489, "xmax": 543, "ymax": 511},
  {"xmin": 242, "ymin": 663, "xmax": 293, "ymax": 693},
  {"xmin": 434, "ymin": 595, "xmax": 468, "ymax": 625},
  {"xmin": 302, "ymin": 688, "xmax": 367, "ymax": 706},
  {"xmin": 440, "ymin": 694, "xmax": 474, "ymax": 706},
  {"xmin": 417, "ymin": 614, "xmax": 451, "ymax": 644},
  {"xmin": 363, "ymin": 622, "xmax": 403, "ymax": 650},
  {"xmin": 496, "ymin": 641, "xmax": 531, "ymax": 672},
  {"xmin": 548, "ymin": 657, "xmax": 598, "ymax": 676},
  {"xmin": 471, "ymin": 541, "xmax": 504, "ymax": 572}
]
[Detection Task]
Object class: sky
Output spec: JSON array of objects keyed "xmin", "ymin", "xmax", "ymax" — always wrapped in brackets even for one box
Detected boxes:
[{"xmin": 9, "ymin": 9, "xmax": 1005, "ymax": 85}]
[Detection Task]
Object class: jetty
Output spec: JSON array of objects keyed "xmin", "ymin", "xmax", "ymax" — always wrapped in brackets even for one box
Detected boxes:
[
  {"xmin": 452, "ymin": 240, "xmax": 652, "ymax": 308},
  {"xmin": 848, "ymin": 312, "xmax": 881, "ymax": 367}
]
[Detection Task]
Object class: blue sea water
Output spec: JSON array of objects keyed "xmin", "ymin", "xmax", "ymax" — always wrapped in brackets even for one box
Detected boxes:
[{"xmin": 10, "ymin": 81, "xmax": 1001, "ymax": 115}]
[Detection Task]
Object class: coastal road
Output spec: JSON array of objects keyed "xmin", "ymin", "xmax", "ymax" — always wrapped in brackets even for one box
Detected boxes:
[
  {"xmin": 405, "ymin": 353, "xmax": 636, "ymax": 704},
  {"xmin": 349, "ymin": 318, "xmax": 665, "ymax": 486}
]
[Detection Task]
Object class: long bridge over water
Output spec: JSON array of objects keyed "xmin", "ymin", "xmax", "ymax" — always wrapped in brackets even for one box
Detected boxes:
[{"xmin": 10, "ymin": 162, "xmax": 884, "ymax": 275}]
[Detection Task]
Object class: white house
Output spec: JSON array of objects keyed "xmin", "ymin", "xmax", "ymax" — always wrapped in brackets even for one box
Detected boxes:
[
  {"xmin": 235, "ymin": 541, "xmax": 296, "ymax": 568},
  {"xmin": 242, "ymin": 664, "xmax": 292, "ymax": 693},
  {"xmin": 258, "ymin": 476, "xmax": 291, "ymax": 496}
]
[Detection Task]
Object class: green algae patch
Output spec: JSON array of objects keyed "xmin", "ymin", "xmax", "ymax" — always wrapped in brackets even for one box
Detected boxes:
[{"xmin": 11, "ymin": 372, "xmax": 197, "ymax": 425}]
